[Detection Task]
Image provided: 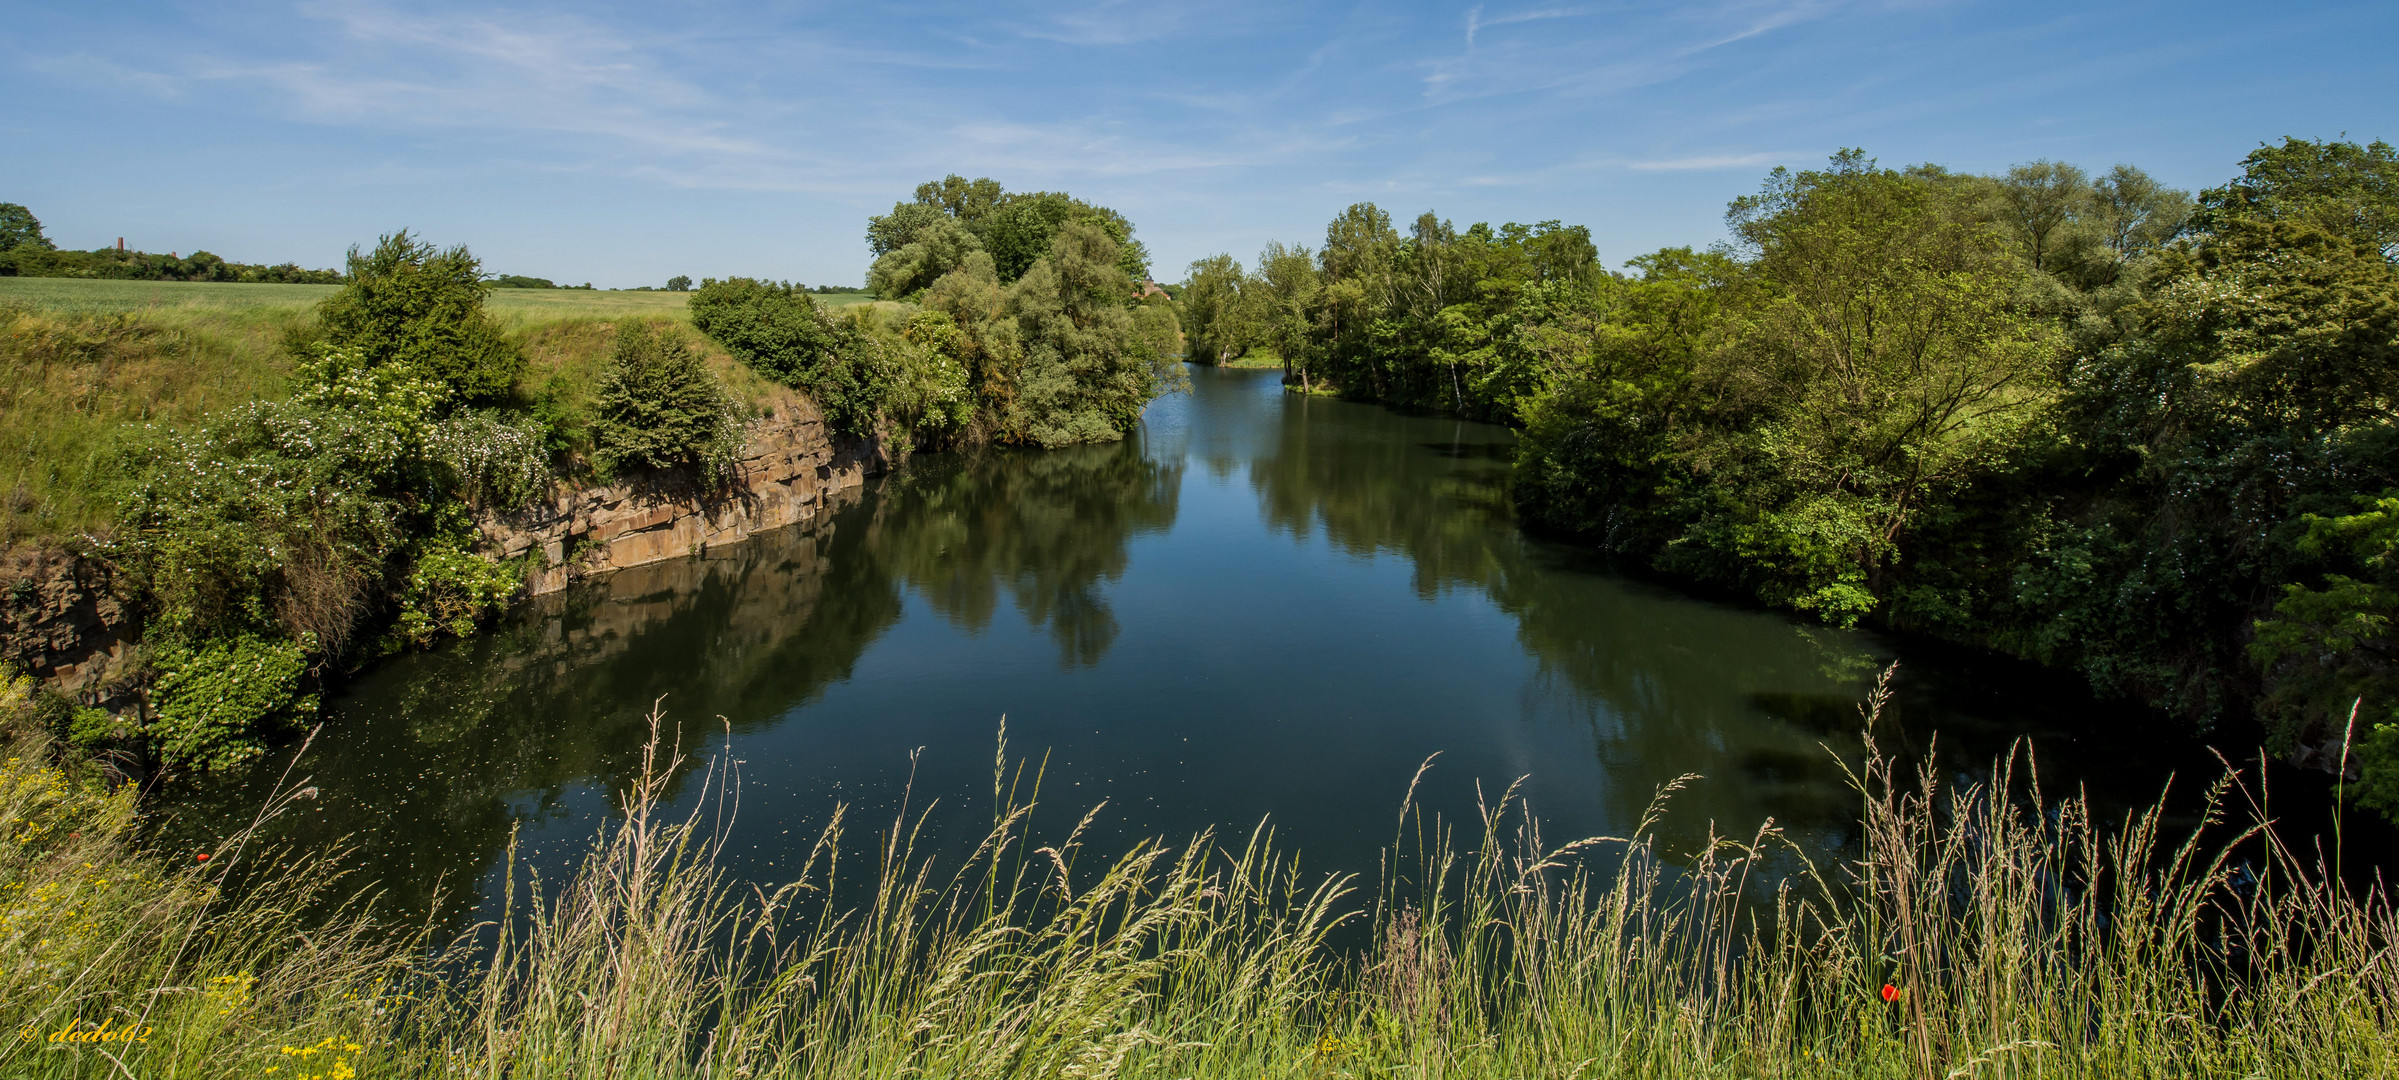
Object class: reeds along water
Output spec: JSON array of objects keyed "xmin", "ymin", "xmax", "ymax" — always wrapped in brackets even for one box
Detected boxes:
[{"xmin": 4, "ymin": 690, "xmax": 2397, "ymax": 1079}]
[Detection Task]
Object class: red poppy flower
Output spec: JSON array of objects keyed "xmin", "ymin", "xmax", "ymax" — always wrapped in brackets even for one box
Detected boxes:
[{"xmin": 1880, "ymin": 984, "xmax": 1900, "ymax": 1003}]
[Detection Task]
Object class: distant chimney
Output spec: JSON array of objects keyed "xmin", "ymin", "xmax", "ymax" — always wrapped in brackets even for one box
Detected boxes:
[{"xmin": 115, "ymin": 237, "xmax": 124, "ymax": 252}]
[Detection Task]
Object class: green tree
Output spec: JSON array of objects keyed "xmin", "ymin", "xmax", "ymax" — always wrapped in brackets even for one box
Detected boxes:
[
  {"xmin": 920, "ymin": 251, "xmax": 1024, "ymax": 420},
  {"xmin": 2029, "ymin": 209, "xmax": 2399, "ymax": 727},
  {"xmin": 666, "ymin": 275, "xmax": 692, "ymax": 292},
  {"xmin": 590, "ymin": 322, "xmax": 745, "ymax": 478},
  {"xmin": 1514, "ymin": 248, "xmax": 1728, "ymax": 547},
  {"xmin": 1178, "ymin": 254, "xmax": 1257, "ymax": 364},
  {"xmin": 2251, "ymin": 495, "xmax": 2399, "ymax": 817},
  {"xmin": 867, "ymin": 215, "xmax": 988, "ymax": 301},
  {"xmin": 913, "ymin": 174, "xmax": 1006, "ymax": 223},
  {"xmin": 1691, "ymin": 151, "xmax": 2060, "ymax": 622},
  {"xmin": 2092, "ymin": 165, "xmax": 2193, "ymax": 261},
  {"xmin": 982, "ymin": 192, "xmax": 1149, "ymax": 283},
  {"xmin": 315, "ymin": 231, "xmax": 524, "ymax": 404},
  {"xmin": 2192, "ymin": 136, "xmax": 2399, "ymax": 258},
  {"xmin": 1253, "ymin": 241, "xmax": 1320, "ymax": 380},
  {"xmin": 1002, "ymin": 222, "xmax": 1177, "ymax": 447},
  {"xmin": 1995, "ymin": 160, "xmax": 2092, "ymax": 272},
  {"xmin": 0, "ymin": 203, "xmax": 53, "ymax": 252},
  {"xmin": 866, "ymin": 202, "xmax": 949, "ymax": 258}
]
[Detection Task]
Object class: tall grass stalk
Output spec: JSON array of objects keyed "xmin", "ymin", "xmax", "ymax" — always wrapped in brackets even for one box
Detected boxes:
[{"xmin": 5, "ymin": 695, "xmax": 2395, "ymax": 1078}]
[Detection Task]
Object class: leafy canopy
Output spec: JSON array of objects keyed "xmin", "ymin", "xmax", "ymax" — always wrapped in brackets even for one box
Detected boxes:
[
  {"xmin": 865, "ymin": 175, "xmax": 1150, "ymax": 287},
  {"xmin": 315, "ymin": 230, "xmax": 524, "ymax": 405},
  {"xmin": 0, "ymin": 203, "xmax": 52, "ymax": 252}
]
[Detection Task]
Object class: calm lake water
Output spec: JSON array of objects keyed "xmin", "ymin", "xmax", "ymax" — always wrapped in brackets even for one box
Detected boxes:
[{"xmin": 161, "ymin": 365, "xmax": 2242, "ymax": 923}]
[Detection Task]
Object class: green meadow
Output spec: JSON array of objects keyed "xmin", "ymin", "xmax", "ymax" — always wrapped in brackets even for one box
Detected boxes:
[{"xmin": 0, "ymin": 278, "xmax": 882, "ymax": 541}]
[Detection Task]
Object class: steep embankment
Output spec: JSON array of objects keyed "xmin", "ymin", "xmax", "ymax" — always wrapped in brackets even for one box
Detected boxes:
[
  {"xmin": 0, "ymin": 393, "xmax": 879, "ymax": 709},
  {"xmin": 0, "ymin": 286, "xmax": 884, "ymax": 714}
]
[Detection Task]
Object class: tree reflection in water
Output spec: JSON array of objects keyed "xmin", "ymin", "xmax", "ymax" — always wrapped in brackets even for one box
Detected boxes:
[
  {"xmin": 155, "ymin": 436, "xmax": 1182, "ymax": 928},
  {"xmin": 150, "ymin": 369, "xmax": 2195, "ymax": 938}
]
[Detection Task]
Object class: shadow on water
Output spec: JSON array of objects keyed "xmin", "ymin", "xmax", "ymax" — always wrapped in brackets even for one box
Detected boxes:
[
  {"xmin": 151, "ymin": 364, "xmax": 2393, "ymax": 938},
  {"xmin": 154, "ymin": 436, "xmax": 1180, "ymax": 929}
]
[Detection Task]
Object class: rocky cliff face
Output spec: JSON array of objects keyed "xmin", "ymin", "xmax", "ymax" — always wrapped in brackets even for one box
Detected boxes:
[
  {"xmin": 1, "ymin": 391, "xmax": 880, "ymax": 704},
  {"xmin": 477, "ymin": 393, "xmax": 883, "ymax": 596},
  {"xmin": 0, "ymin": 546, "xmax": 134, "ymax": 701}
]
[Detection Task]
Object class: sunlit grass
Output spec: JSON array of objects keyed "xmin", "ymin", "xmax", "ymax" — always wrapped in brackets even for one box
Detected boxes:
[
  {"xmin": 0, "ymin": 279, "xmax": 876, "ymax": 542},
  {"xmin": 0, "ymin": 301, "xmax": 306, "ymax": 539},
  {"xmin": 2, "ymin": 683, "xmax": 2392, "ymax": 1078},
  {"xmin": 0, "ymin": 279, "xmax": 340, "ymax": 316}
]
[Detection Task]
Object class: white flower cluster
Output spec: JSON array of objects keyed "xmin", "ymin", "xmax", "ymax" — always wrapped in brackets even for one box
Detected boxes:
[{"xmin": 428, "ymin": 411, "xmax": 555, "ymax": 510}]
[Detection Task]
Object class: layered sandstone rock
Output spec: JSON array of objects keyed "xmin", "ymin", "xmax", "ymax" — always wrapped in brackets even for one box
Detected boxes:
[
  {"xmin": 476, "ymin": 395, "xmax": 883, "ymax": 596},
  {"xmin": 0, "ymin": 545, "xmax": 133, "ymax": 699}
]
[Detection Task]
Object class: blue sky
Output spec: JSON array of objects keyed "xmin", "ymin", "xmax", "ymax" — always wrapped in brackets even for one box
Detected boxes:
[{"xmin": 4, "ymin": 1, "xmax": 2393, "ymax": 288}]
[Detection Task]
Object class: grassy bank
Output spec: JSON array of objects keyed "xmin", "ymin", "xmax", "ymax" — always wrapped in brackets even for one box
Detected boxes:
[
  {"xmin": 0, "ymin": 301, "xmax": 308, "ymax": 539},
  {"xmin": 0, "ymin": 279, "xmax": 883, "ymax": 542},
  {"xmin": 2, "ymin": 693, "xmax": 2392, "ymax": 1078}
]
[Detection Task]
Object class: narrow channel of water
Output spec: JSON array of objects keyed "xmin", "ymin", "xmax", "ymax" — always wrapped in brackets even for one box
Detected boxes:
[{"xmin": 159, "ymin": 366, "xmax": 2251, "ymax": 926}]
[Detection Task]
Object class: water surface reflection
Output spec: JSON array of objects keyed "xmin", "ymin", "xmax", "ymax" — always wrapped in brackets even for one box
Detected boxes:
[{"xmin": 160, "ymin": 367, "xmax": 2213, "ymax": 930}]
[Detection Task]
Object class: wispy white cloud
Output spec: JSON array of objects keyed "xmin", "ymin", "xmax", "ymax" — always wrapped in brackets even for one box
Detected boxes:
[
  {"xmin": 1465, "ymin": 5, "xmax": 1592, "ymax": 49},
  {"xmin": 1628, "ymin": 151, "xmax": 1805, "ymax": 170},
  {"xmin": 3, "ymin": 0, "xmax": 2318, "ymax": 285},
  {"xmin": 1016, "ymin": 0, "xmax": 1188, "ymax": 46},
  {"xmin": 1427, "ymin": 0, "xmax": 1881, "ymax": 103}
]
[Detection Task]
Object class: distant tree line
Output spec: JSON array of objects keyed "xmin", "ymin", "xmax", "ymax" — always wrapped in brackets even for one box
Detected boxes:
[
  {"xmin": 499, "ymin": 275, "xmax": 866, "ymax": 294},
  {"xmin": 1178, "ymin": 138, "xmax": 2399, "ymax": 822},
  {"xmin": 0, "ymin": 202, "xmax": 343, "ymax": 283},
  {"xmin": 490, "ymin": 275, "xmax": 596, "ymax": 290}
]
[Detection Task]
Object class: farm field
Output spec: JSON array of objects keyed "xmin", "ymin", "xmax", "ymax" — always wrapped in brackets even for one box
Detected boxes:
[
  {"xmin": 0, "ymin": 277, "xmax": 340, "ymax": 314},
  {"xmin": 0, "ymin": 277, "xmax": 880, "ymax": 320}
]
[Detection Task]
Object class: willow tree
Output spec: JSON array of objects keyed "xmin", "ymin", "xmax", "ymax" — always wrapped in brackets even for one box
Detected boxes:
[
  {"xmin": 1003, "ymin": 222, "xmax": 1182, "ymax": 447},
  {"xmin": 867, "ymin": 215, "xmax": 987, "ymax": 301}
]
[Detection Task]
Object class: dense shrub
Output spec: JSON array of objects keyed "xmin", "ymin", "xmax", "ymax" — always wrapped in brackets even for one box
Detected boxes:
[
  {"xmin": 427, "ymin": 409, "xmax": 555, "ymax": 510},
  {"xmin": 392, "ymin": 534, "xmax": 524, "ymax": 648},
  {"xmin": 885, "ymin": 312, "xmax": 977, "ymax": 437},
  {"xmin": 112, "ymin": 345, "xmax": 524, "ymax": 769},
  {"xmin": 590, "ymin": 321, "xmax": 747, "ymax": 479},
  {"xmin": 688, "ymin": 278, "xmax": 883, "ymax": 437},
  {"xmin": 314, "ymin": 231, "xmax": 522, "ymax": 404},
  {"xmin": 147, "ymin": 633, "xmax": 316, "ymax": 770}
]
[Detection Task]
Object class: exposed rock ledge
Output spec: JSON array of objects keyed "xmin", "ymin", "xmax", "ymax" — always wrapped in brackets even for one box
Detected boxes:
[
  {"xmin": 1, "ymin": 391, "xmax": 881, "ymax": 704},
  {"xmin": 0, "ymin": 546, "xmax": 133, "ymax": 700},
  {"xmin": 476, "ymin": 395, "xmax": 884, "ymax": 597}
]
